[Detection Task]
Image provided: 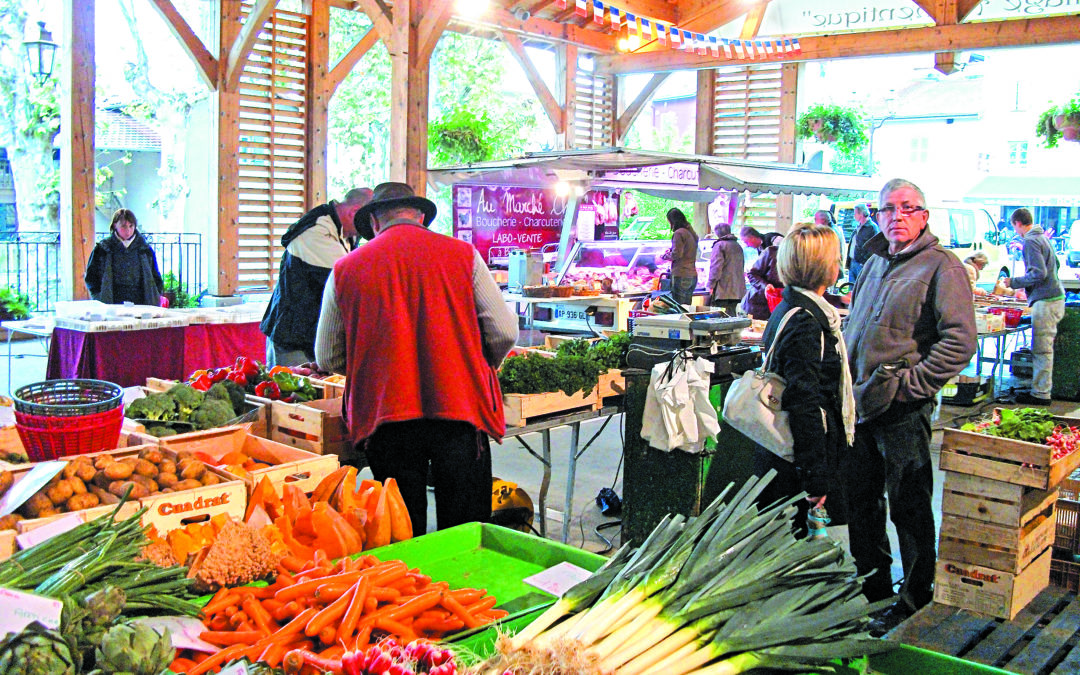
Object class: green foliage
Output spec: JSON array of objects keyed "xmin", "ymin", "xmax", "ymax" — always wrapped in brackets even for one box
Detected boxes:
[
  {"xmin": 829, "ymin": 147, "xmax": 876, "ymax": 176},
  {"xmin": 620, "ymin": 191, "xmax": 694, "ymax": 240},
  {"xmin": 555, "ymin": 332, "xmax": 631, "ymax": 371},
  {"xmin": 0, "ymin": 286, "xmax": 31, "ymax": 319},
  {"xmin": 162, "ymin": 272, "xmax": 201, "ymax": 308},
  {"xmin": 1036, "ymin": 95, "xmax": 1080, "ymax": 149},
  {"xmin": 961, "ymin": 407, "xmax": 1055, "ymax": 444},
  {"xmin": 796, "ymin": 103, "xmax": 868, "ymax": 154},
  {"xmin": 499, "ymin": 352, "xmax": 602, "ymax": 396},
  {"xmin": 17, "ymin": 79, "xmax": 59, "ymax": 140},
  {"xmin": 429, "ymin": 108, "xmax": 502, "ymax": 166}
]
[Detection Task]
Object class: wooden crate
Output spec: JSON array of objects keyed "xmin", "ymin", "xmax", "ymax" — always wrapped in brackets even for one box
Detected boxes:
[
  {"xmin": 941, "ymin": 472, "xmax": 1058, "ymax": 528},
  {"xmin": 598, "ymin": 369, "xmax": 625, "ymax": 400},
  {"xmin": 155, "ymin": 425, "xmax": 340, "ymax": 497},
  {"xmin": 504, "ymin": 387, "xmax": 601, "ymax": 427},
  {"xmin": 139, "ymin": 379, "xmax": 270, "ymax": 439},
  {"xmin": 269, "ymin": 397, "xmax": 350, "ymax": 457},
  {"xmin": 316, "ymin": 378, "xmax": 345, "ymax": 399},
  {"xmin": 933, "ymin": 547, "xmax": 1052, "ymax": 620},
  {"xmin": 0, "ymin": 529, "xmax": 14, "ymax": 560},
  {"xmin": 939, "ymin": 422, "xmax": 1080, "ymax": 490},
  {"xmin": 543, "ymin": 334, "xmax": 600, "ymax": 351},
  {"xmin": 939, "ymin": 505, "xmax": 1056, "ymax": 574}
]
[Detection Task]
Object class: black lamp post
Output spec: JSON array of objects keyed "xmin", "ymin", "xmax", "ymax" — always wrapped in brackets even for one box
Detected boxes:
[{"xmin": 23, "ymin": 21, "xmax": 58, "ymax": 83}]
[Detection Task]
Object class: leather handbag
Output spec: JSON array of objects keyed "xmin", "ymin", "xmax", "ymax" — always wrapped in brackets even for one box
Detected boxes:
[{"xmin": 722, "ymin": 308, "xmax": 802, "ymax": 461}]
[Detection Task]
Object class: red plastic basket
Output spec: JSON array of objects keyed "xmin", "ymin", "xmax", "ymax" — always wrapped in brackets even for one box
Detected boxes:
[
  {"xmin": 14, "ymin": 405, "xmax": 124, "ymax": 462},
  {"xmin": 989, "ymin": 307, "xmax": 1023, "ymax": 328}
]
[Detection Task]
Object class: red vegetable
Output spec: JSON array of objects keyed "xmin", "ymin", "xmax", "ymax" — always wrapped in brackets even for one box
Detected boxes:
[
  {"xmin": 227, "ymin": 370, "xmax": 248, "ymax": 387},
  {"xmin": 190, "ymin": 374, "xmax": 213, "ymax": 391},
  {"xmin": 235, "ymin": 356, "xmax": 260, "ymax": 377},
  {"xmin": 209, "ymin": 368, "xmax": 229, "ymax": 383},
  {"xmin": 255, "ymin": 380, "xmax": 282, "ymax": 400}
]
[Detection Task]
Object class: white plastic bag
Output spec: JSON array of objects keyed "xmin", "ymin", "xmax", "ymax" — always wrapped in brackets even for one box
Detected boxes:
[{"xmin": 640, "ymin": 352, "xmax": 719, "ymax": 453}]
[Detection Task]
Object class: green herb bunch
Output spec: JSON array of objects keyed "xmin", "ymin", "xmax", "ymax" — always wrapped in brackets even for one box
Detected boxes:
[
  {"xmin": 499, "ymin": 352, "xmax": 601, "ymax": 396},
  {"xmin": 961, "ymin": 407, "xmax": 1055, "ymax": 444}
]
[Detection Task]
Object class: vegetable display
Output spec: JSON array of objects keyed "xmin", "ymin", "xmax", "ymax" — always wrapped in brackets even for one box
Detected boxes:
[
  {"xmin": 474, "ymin": 471, "xmax": 894, "ymax": 675},
  {"xmin": 962, "ymin": 408, "xmax": 1080, "ymax": 460},
  {"xmin": 127, "ymin": 382, "xmax": 246, "ymax": 437},
  {"xmin": 554, "ymin": 332, "xmax": 630, "ymax": 371},
  {"xmin": 498, "ymin": 353, "xmax": 602, "ymax": 396},
  {"xmin": 187, "ymin": 359, "xmax": 319, "ymax": 404}
]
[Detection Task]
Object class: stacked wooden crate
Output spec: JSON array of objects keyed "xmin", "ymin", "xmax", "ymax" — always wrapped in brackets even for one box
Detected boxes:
[
  {"xmin": 1050, "ymin": 470, "xmax": 1080, "ymax": 591},
  {"xmin": 935, "ymin": 420, "xmax": 1080, "ymax": 619}
]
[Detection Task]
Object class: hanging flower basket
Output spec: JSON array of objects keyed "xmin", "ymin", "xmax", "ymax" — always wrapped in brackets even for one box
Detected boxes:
[
  {"xmin": 796, "ymin": 104, "xmax": 868, "ymax": 154},
  {"xmin": 1036, "ymin": 97, "xmax": 1080, "ymax": 148}
]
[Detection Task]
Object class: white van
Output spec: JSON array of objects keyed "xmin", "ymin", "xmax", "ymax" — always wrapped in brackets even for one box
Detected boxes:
[{"xmin": 927, "ymin": 202, "xmax": 1021, "ymax": 281}]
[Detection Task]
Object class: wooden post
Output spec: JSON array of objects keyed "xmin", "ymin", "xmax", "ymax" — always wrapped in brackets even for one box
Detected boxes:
[
  {"xmin": 694, "ymin": 69, "xmax": 716, "ymax": 236},
  {"xmin": 306, "ymin": 0, "xmax": 329, "ymax": 207},
  {"xmin": 214, "ymin": 0, "xmax": 243, "ymax": 296},
  {"xmin": 774, "ymin": 62, "xmax": 799, "ymax": 234},
  {"xmin": 388, "ymin": 0, "xmax": 428, "ymax": 192},
  {"xmin": 60, "ymin": 0, "xmax": 96, "ymax": 301},
  {"xmin": 556, "ymin": 44, "xmax": 577, "ymax": 149}
]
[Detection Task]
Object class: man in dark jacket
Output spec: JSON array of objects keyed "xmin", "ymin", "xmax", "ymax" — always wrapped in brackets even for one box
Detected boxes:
[
  {"xmin": 847, "ymin": 203, "xmax": 877, "ymax": 283},
  {"xmin": 845, "ymin": 178, "xmax": 977, "ymax": 634},
  {"xmin": 707, "ymin": 223, "xmax": 745, "ymax": 315},
  {"xmin": 260, "ymin": 188, "xmax": 373, "ymax": 367},
  {"xmin": 1006, "ymin": 208, "xmax": 1065, "ymax": 405}
]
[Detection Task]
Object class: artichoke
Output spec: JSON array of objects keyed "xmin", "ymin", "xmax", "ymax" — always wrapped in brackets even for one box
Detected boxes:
[
  {"xmin": 93, "ymin": 622, "xmax": 172, "ymax": 675},
  {"xmin": 0, "ymin": 622, "xmax": 81, "ymax": 675},
  {"xmin": 82, "ymin": 587, "xmax": 126, "ymax": 630}
]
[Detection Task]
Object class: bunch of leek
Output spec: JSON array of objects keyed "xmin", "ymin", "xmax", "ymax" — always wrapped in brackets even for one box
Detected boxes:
[{"xmin": 473, "ymin": 471, "xmax": 896, "ymax": 675}]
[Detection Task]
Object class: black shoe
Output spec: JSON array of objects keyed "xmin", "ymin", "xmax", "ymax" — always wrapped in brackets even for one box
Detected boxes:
[
  {"xmin": 1015, "ymin": 392, "xmax": 1051, "ymax": 405},
  {"xmin": 868, "ymin": 603, "xmax": 914, "ymax": 638}
]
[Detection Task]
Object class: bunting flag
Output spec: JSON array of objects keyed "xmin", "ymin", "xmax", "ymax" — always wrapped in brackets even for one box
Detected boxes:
[
  {"xmin": 669, "ymin": 27, "xmax": 681, "ymax": 46},
  {"xmin": 709, "ymin": 36, "xmax": 720, "ymax": 57},
  {"xmin": 732, "ymin": 40, "xmax": 744, "ymax": 59},
  {"xmin": 593, "ymin": 0, "xmax": 605, "ymax": 24},
  {"xmin": 554, "ymin": 0, "xmax": 567, "ymax": 8},
  {"xmin": 657, "ymin": 22, "xmax": 667, "ymax": 44},
  {"xmin": 609, "ymin": 5, "xmax": 620, "ymax": 28},
  {"xmin": 792, "ymin": 38, "xmax": 802, "ymax": 55},
  {"xmin": 696, "ymin": 33, "xmax": 707, "ymax": 55},
  {"xmin": 575, "ymin": 0, "xmax": 588, "ymax": 17},
  {"xmin": 626, "ymin": 12, "xmax": 637, "ymax": 37},
  {"xmin": 763, "ymin": 40, "xmax": 774, "ymax": 57},
  {"xmin": 721, "ymin": 38, "xmax": 732, "ymax": 58},
  {"xmin": 747, "ymin": 41, "xmax": 759, "ymax": 59},
  {"xmin": 641, "ymin": 17, "xmax": 653, "ymax": 40},
  {"xmin": 782, "ymin": 39, "xmax": 792, "ymax": 56},
  {"xmin": 755, "ymin": 41, "xmax": 765, "ymax": 59},
  {"xmin": 682, "ymin": 29, "xmax": 693, "ymax": 50}
]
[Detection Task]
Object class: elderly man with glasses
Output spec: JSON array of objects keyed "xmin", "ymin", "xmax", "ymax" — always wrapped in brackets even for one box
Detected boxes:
[{"xmin": 843, "ymin": 178, "xmax": 977, "ymax": 635}]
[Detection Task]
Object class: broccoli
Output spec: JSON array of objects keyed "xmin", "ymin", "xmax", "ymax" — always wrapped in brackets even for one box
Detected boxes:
[
  {"xmin": 206, "ymin": 382, "xmax": 230, "ymax": 404},
  {"xmin": 221, "ymin": 379, "xmax": 247, "ymax": 417},
  {"xmin": 189, "ymin": 398, "xmax": 236, "ymax": 430},
  {"xmin": 167, "ymin": 383, "xmax": 205, "ymax": 420},
  {"xmin": 147, "ymin": 425, "xmax": 178, "ymax": 438},
  {"xmin": 126, "ymin": 393, "xmax": 177, "ymax": 421}
]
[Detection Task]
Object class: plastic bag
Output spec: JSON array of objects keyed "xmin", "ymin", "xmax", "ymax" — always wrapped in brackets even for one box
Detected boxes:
[{"xmin": 640, "ymin": 351, "xmax": 719, "ymax": 453}]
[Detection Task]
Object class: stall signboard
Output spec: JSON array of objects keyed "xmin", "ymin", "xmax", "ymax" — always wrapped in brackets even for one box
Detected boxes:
[{"xmin": 453, "ymin": 185, "xmax": 566, "ymax": 265}]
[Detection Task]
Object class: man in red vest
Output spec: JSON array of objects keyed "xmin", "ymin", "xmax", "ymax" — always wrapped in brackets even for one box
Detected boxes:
[{"xmin": 315, "ymin": 182, "xmax": 518, "ymax": 534}]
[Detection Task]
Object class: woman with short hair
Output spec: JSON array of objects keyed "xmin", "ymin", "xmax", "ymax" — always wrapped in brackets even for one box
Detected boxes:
[
  {"xmin": 753, "ymin": 223, "xmax": 855, "ymax": 536},
  {"xmin": 84, "ymin": 209, "xmax": 164, "ymax": 305},
  {"xmin": 962, "ymin": 252, "xmax": 990, "ymax": 297}
]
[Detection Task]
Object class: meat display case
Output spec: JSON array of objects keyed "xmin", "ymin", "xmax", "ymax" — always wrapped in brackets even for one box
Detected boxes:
[{"xmin": 554, "ymin": 239, "xmax": 713, "ymax": 294}]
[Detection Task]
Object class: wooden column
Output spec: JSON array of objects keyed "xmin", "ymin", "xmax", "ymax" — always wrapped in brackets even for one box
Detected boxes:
[
  {"xmin": 388, "ymin": 0, "xmax": 428, "ymax": 192},
  {"xmin": 306, "ymin": 0, "xmax": 329, "ymax": 206},
  {"xmin": 774, "ymin": 62, "xmax": 799, "ymax": 233},
  {"xmin": 214, "ymin": 1, "xmax": 243, "ymax": 296},
  {"xmin": 556, "ymin": 44, "xmax": 577, "ymax": 149},
  {"xmin": 60, "ymin": 0, "xmax": 96, "ymax": 301},
  {"xmin": 694, "ymin": 69, "xmax": 716, "ymax": 236}
]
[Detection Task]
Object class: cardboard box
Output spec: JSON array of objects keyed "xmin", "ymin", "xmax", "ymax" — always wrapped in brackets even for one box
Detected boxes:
[
  {"xmin": 269, "ymin": 397, "xmax": 350, "ymax": 457},
  {"xmin": 938, "ymin": 505, "xmax": 1056, "ymax": 574},
  {"xmin": 934, "ymin": 547, "xmax": 1051, "ymax": 620}
]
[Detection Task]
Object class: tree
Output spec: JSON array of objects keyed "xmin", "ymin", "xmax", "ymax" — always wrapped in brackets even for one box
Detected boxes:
[{"xmin": 0, "ymin": 1, "xmax": 61, "ymax": 232}]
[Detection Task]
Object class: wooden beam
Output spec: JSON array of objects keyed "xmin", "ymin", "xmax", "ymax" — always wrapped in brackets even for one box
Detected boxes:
[
  {"xmin": 958, "ymin": 0, "xmax": 983, "ymax": 21},
  {"xmin": 480, "ymin": 6, "xmax": 615, "ymax": 53},
  {"xmin": 935, "ymin": 50, "xmax": 959, "ymax": 74},
  {"xmin": 327, "ymin": 28, "xmax": 379, "ymax": 95},
  {"xmin": 226, "ymin": 0, "xmax": 279, "ymax": 91},
  {"xmin": 502, "ymin": 30, "xmax": 564, "ymax": 133},
  {"xmin": 616, "ymin": 72, "xmax": 669, "ymax": 142},
  {"xmin": 738, "ymin": 1, "xmax": 769, "ymax": 40},
  {"xmin": 146, "ymin": 0, "xmax": 218, "ymax": 89},
  {"xmin": 557, "ymin": 43, "xmax": 578, "ymax": 149},
  {"xmin": 598, "ymin": 15, "xmax": 1080, "ymax": 74},
  {"xmin": 692, "ymin": 69, "xmax": 715, "ymax": 235},
  {"xmin": 307, "ymin": 0, "xmax": 330, "ymax": 207},
  {"xmin": 417, "ymin": 0, "xmax": 454, "ymax": 60},
  {"xmin": 678, "ymin": 0, "xmax": 747, "ymax": 34},
  {"xmin": 61, "ymin": 0, "xmax": 96, "ymax": 302},
  {"xmin": 388, "ymin": 0, "xmax": 429, "ymax": 192},
  {"xmin": 215, "ymin": 0, "xmax": 244, "ymax": 296},
  {"xmin": 354, "ymin": 0, "xmax": 393, "ymax": 42},
  {"xmin": 613, "ymin": 0, "xmax": 677, "ymax": 24},
  {"xmin": 913, "ymin": 0, "xmax": 958, "ymax": 25},
  {"xmin": 774, "ymin": 63, "xmax": 798, "ymax": 233}
]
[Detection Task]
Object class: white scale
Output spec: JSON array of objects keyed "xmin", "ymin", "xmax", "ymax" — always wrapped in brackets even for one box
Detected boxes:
[{"xmin": 631, "ymin": 312, "xmax": 750, "ymax": 346}]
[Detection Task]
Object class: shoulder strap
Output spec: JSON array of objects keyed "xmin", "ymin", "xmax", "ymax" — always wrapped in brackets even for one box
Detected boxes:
[{"xmin": 762, "ymin": 307, "xmax": 802, "ymax": 371}]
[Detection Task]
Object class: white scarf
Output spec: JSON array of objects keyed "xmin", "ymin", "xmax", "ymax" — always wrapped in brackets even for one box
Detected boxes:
[{"xmin": 792, "ymin": 287, "xmax": 856, "ymax": 446}]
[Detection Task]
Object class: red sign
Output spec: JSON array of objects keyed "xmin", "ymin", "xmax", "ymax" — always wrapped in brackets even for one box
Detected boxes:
[{"xmin": 453, "ymin": 185, "xmax": 566, "ymax": 264}]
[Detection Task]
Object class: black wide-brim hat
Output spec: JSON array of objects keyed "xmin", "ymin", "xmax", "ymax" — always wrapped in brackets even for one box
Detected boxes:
[{"xmin": 354, "ymin": 182, "xmax": 438, "ymax": 241}]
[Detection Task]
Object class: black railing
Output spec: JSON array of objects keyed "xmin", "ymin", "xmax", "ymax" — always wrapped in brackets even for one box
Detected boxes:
[{"xmin": 0, "ymin": 231, "xmax": 203, "ymax": 312}]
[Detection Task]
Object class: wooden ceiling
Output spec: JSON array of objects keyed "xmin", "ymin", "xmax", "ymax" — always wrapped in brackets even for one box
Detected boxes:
[{"xmin": 327, "ymin": 0, "xmax": 1080, "ymax": 74}]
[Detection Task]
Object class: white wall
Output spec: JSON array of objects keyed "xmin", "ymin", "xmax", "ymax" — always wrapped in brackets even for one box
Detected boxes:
[{"xmin": 94, "ymin": 149, "xmax": 163, "ymax": 234}]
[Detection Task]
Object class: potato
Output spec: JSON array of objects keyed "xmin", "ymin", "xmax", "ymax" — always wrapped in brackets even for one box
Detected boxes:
[
  {"xmin": 92, "ymin": 471, "xmax": 112, "ymax": 489},
  {"xmin": 75, "ymin": 462, "xmax": 97, "ymax": 483},
  {"xmin": 173, "ymin": 479, "xmax": 203, "ymax": 492},
  {"xmin": 46, "ymin": 473, "xmax": 64, "ymax": 488},
  {"xmin": 62, "ymin": 462, "xmax": 79, "ymax": 479},
  {"xmin": 138, "ymin": 448, "xmax": 164, "ymax": 464},
  {"xmin": 94, "ymin": 455, "xmax": 117, "ymax": 470},
  {"xmin": 158, "ymin": 460, "xmax": 177, "ymax": 476},
  {"xmin": 161, "ymin": 488, "xmax": 174, "ymax": 494},
  {"xmin": 108, "ymin": 481, "xmax": 148, "ymax": 499},
  {"xmin": 178, "ymin": 460, "xmax": 205, "ymax": 481},
  {"xmin": 200, "ymin": 472, "xmax": 221, "ymax": 486},
  {"xmin": 156, "ymin": 472, "xmax": 179, "ymax": 488},
  {"xmin": 104, "ymin": 462, "xmax": 134, "ymax": 481},
  {"xmin": 133, "ymin": 459, "xmax": 158, "ymax": 478},
  {"xmin": 175, "ymin": 450, "xmax": 194, "ymax": 462},
  {"xmin": 20, "ymin": 493, "xmax": 54, "ymax": 518},
  {"xmin": 36, "ymin": 506, "xmax": 60, "ymax": 518},
  {"xmin": 67, "ymin": 477, "xmax": 87, "ymax": 495},
  {"xmin": 0, "ymin": 514, "xmax": 22, "ymax": 530},
  {"xmin": 130, "ymin": 474, "xmax": 159, "ymax": 494},
  {"xmin": 46, "ymin": 480, "xmax": 75, "ymax": 505},
  {"xmin": 0, "ymin": 470, "xmax": 12, "ymax": 497},
  {"xmin": 65, "ymin": 493, "xmax": 100, "ymax": 511}
]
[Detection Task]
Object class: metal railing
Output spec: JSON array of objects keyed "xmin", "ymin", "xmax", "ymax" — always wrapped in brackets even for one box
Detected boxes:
[{"xmin": 0, "ymin": 231, "xmax": 203, "ymax": 312}]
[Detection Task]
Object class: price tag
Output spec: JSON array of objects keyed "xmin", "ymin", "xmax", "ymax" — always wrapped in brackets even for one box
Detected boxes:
[
  {"xmin": 0, "ymin": 588, "xmax": 62, "ymax": 633},
  {"xmin": 523, "ymin": 561, "xmax": 593, "ymax": 597},
  {"xmin": 134, "ymin": 616, "xmax": 218, "ymax": 653},
  {"xmin": 16, "ymin": 512, "xmax": 85, "ymax": 550}
]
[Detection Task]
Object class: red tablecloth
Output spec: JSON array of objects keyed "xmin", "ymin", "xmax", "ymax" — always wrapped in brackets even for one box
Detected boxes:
[{"xmin": 46, "ymin": 322, "xmax": 266, "ymax": 387}]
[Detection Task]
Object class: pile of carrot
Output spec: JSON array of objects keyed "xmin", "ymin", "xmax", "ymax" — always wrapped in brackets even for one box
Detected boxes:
[{"xmin": 169, "ymin": 551, "xmax": 506, "ymax": 674}]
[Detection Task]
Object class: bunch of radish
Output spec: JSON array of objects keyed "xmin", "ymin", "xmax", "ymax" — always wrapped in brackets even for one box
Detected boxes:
[{"xmin": 284, "ymin": 638, "xmax": 461, "ymax": 675}]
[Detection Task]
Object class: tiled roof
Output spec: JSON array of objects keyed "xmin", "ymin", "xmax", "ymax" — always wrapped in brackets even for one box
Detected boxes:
[{"xmin": 95, "ymin": 109, "xmax": 161, "ymax": 151}]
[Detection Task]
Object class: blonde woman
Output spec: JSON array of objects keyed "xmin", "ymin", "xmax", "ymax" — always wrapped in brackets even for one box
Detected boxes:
[{"xmin": 753, "ymin": 223, "xmax": 855, "ymax": 537}]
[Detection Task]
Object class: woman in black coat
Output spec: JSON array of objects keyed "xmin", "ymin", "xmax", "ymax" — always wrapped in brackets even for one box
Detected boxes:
[
  {"xmin": 753, "ymin": 223, "xmax": 855, "ymax": 536},
  {"xmin": 84, "ymin": 209, "xmax": 164, "ymax": 306}
]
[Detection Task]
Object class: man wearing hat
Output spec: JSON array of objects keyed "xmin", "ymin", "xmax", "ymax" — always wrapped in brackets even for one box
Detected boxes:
[
  {"xmin": 315, "ymin": 182, "xmax": 518, "ymax": 534},
  {"xmin": 260, "ymin": 188, "xmax": 373, "ymax": 366}
]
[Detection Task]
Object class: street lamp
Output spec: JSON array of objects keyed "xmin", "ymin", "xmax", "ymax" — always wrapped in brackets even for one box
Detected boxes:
[{"xmin": 23, "ymin": 21, "xmax": 57, "ymax": 83}]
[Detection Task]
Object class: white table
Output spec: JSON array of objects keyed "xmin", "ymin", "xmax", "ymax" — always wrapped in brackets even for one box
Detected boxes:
[{"xmin": 2, "ymin": 319, "xmax": 54, "ymax": 395}]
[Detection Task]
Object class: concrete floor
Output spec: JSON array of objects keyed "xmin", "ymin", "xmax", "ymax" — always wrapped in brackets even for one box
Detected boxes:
[{"xmin": 3, "ymin": 327, "xmax": 1079, "ymax": 593}]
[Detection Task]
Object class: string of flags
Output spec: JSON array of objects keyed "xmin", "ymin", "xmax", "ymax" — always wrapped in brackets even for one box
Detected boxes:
[{"xmin": 553, "ymin": 0, "xmax": 802, "ymax": 59}]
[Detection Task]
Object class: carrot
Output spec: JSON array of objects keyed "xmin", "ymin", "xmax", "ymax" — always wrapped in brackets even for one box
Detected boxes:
[
  {"xmin": 449, "ymin": 588, "xmax": 487, "ymax": 604},
  {"xmin": 314, "ymin": 582, "xmax": 356, "ymax": 602},
  {"xmin": 200, "ymin": 630, "xmax": 263, "ymax": 646},
  {"xmin": 224, "ymin": 605, "xmax": 238, "ymax": 618},
  {"xmin": 270, "ymin": 607, "xmax": 319, "ymax": 643},
  {"xmin": 465, "ymin": 595, "xmax": 498, "ymax": 614},
  {"xmin": 272, "ymin": 601, "xmax": 301, "ymax": 622},
  {"xmin": 353, "ymin": 623, "xmax": 373, "ymax": 651},
  {"xmin": 283, "ymin": 648, "xmax": 342, "ymax": 675},
  {"xmin": 259, "ymin": 641, "xmax": 292, "ymax": 668},
  {"xmin": 368, "ymin": 586, "xmax": 401, "ymax": 602},
  {"xmin": 337, "ymin": 578, "xmax": 369, "ymax": 643},
  {"xmin": 486, "ymin": 608, "xmax": 509, "ymax": 620},
  {"xmin": 275, "ymin": 571, "xmax": 364, "ymax": 601},
  {"xmin": 186, "ymin": 644, "xmax": 246, "ymax": 675},
  {"xmin": 364, "ymin": 596, "xmax": 378, "ymax": 613},
  {"xmin": 374, "ymin": 617, "xmax": 417, "ymax": 643},
  {"xmin": 205, "ymin": 588, "xmax": 229, "ymax": 608},
  {"xmin": 318, "ymin": 625, "xmax": 337, "ymax": 646},
  {"xmin": 227, "ymin": 610, "xmax": 250, "ymax": 628},
  {"xmin": 202, "ymin": 590, "xmax": 241, "ymax": 616},
  {"xmin": 169, "ymin": 657, "xmax": 197, "ymax": 673},
  {"xmin": 413, "ymin": 616, "xmax": 465, "ymax": 633},
  {"xmin": 320, "ymin": 644, "xmax": 346, "ymax": 659},
  {"xmin": 208, "ymin": 615, "xmax": 230, "ymax": 631},
  {"xmin": 243, "ymin": 595, "xmax": 278, "ymax": 636},
  {"xmin": 440, "ymin": 593, "xmax": 481, "ymax": 629},
  {"xmin": 262, "ymin": 598, "xmax": 286, "ymax": 614},
  {"xmin": 304, "ymin": 583, "xmax": 355, "ymax": 637}
]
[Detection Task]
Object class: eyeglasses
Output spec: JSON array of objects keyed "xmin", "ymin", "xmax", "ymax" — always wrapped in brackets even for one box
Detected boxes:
[{"xmin": 878, "ymin": 205, "xmax": 927, "ymax": 218}]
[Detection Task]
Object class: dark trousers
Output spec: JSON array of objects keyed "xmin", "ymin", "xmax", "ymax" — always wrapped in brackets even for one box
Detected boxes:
[
  {"xmin": 846, "ymin": 400, "xmax": 936, "ymax": 612},
  {"xmin": 710, "ymin": 299, "xmax": 740, "ymax": 316},
  {"xmin": 752, "ymin": 447, "xmax": 809, "ymax": 538},
  {"xmin": 361, "ymin": 419, "xmax": 492, "ymax": 535}
]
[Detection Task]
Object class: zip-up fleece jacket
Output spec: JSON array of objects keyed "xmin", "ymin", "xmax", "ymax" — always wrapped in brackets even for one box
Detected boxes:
[
  {"xmin": 1009, "ymin": 226, "xmax": 1064, "ymax": 306},
  {"xmin": 844, "ymin": 229, "xmax": 977, "ymax": 423}
]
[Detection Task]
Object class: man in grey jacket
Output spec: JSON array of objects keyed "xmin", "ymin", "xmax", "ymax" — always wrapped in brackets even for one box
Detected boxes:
[
  {"xmin": 707, "ymin": 223, "xmax": 745, "ymax": 315},
  {"xmin": 844, "ymin": 178, "xmax": 977, "ymax": 634},
  {"xmin": 1006, "ymin": 208, "xmax": 1065, "ymax": 405}
]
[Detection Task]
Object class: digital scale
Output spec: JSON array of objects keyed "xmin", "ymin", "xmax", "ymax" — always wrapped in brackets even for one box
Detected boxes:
[{"xmin": 631, "ymin": 311, "xmax": 750, "ymax": 346}]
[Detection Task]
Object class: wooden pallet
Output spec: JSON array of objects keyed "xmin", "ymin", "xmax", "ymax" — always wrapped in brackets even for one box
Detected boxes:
[{"xmin": 894, "ymin": 585, "xmax": 1080, "ymax": 674}]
